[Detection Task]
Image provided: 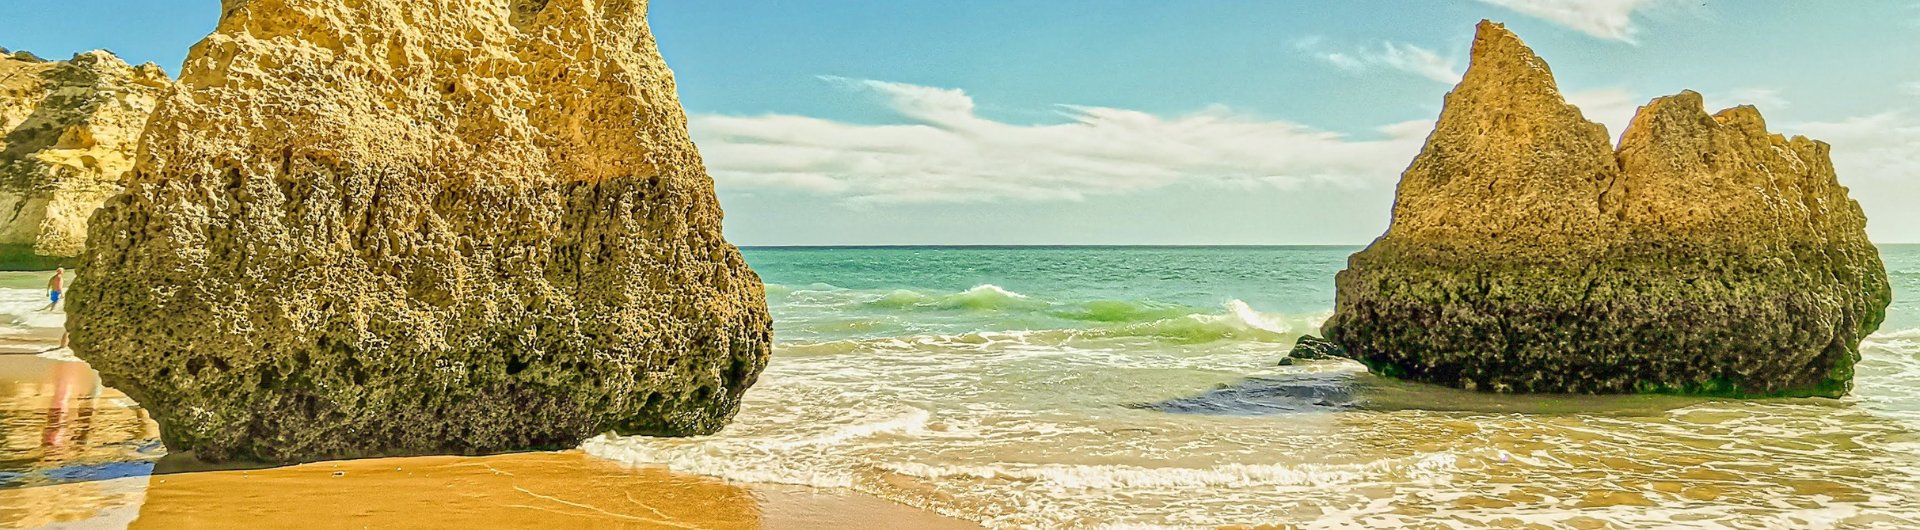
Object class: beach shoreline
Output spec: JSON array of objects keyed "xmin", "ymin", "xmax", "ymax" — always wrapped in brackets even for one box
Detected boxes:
[{"xmin": 0, "ymin": 352, "xmax": 984, "ymax": 530}]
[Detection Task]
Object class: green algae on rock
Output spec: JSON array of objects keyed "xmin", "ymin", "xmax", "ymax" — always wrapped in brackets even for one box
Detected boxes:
[
  {"xmin": 0, "ymin": 50, "xmax": 171, "ymax": 269},
  {"xmin": 1321, "ymin": 21, "xmax": 1891, "ymax": 398},
  {"xmin": 69, "ymin": 0, "xmax": 772, "ymax": 462}
]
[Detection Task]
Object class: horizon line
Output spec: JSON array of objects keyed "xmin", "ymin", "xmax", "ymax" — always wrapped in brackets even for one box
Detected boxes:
[
  {"xmin": 738, "ymin": 244, "xmax": 1364, "ymax": 250},
  {"xmin": 739, "ymin": 242, "xmax": 1920, "ymax": 249}
]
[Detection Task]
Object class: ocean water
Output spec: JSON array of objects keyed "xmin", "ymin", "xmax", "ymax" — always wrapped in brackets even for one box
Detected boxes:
[
  {"xmin": 0, "ymin": 271, "xmax": 68, "ymax": 342},
  {"xmin": 586, "ymin": 246, "xmax": 1920, "ymax": 529},
  {"xmin": 2, "ymin": 249, "xmax": 1916, "ymax": 528}
]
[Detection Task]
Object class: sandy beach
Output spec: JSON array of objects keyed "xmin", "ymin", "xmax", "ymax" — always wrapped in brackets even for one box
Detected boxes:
[{"xmin": 0, "ymin": 353, "xmax": 982, "ymax": 530}]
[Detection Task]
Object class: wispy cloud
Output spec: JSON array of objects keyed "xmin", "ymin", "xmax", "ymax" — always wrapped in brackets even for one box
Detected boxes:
[
  {"xmin": 1904, "ymin": 82, "xmax": 1920, "ymax": 97},
  {"xmin": 1565, "ymin": 87, "xmax": 1640, "ymax": 141},
  {"xmin": 691, "ymin": 78, "xmax": 1429, "ymax": 203},
  {"xmin": 1295, "ymin": 38, "xmax": 1462, "ymax": 84},
  {"xmin": 1473, "ymin": 0, "xmax": 1673, "ymax": 43},
  {"xmin": 1716, "ymin": 87, "xmax": 1790, "ymax": 110},
  {"xmin": 1795, "ymin": 111, "xmax": 1920, "ymax": 184},
  {"xmin": 1790, "ymin": 110, "xmax": 1920, "ymax": 242}
]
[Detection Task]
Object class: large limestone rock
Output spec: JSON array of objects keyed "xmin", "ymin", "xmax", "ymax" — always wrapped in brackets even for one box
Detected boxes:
[
  {"xmin": 0, "ymin": 50, "xmax": 171, "ymax": 269},
  {"xmin": 1322, "ymin": 22, "xmax": 1890, "ymax": 398},
  {"xmin": 70, "ymin": 0, "xmax": 773, "ymax": 462}
]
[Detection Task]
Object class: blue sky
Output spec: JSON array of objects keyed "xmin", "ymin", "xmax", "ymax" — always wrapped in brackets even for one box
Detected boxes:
[{"xmin": 5, "ymin": 1, "xmax": 1918, "ymax": 244}]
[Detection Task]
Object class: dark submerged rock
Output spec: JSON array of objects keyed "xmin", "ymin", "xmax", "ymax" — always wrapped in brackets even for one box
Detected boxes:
[
  {"xmin": 1140, "ymin": 371, "xmax": 1713, "ymax": 417},
  {"xmin": 1139, "ymin": 373, "xmax": 1369, "ymax": 415}
]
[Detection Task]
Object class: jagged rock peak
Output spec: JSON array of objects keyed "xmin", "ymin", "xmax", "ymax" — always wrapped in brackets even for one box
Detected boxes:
[
  {"xmin": 1386, "ymin": 20, "xmax": 1619, "ymax": 261},
  {"xmin": 1611, "ymin": 88, "xmax": 1859, "ymax": 249},
  {"xmin": 1461, "ymin": 21, "xmax": 1561, "ymax": 96}
]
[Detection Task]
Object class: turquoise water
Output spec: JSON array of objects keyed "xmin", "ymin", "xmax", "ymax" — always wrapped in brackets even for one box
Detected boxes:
[
  {"xmin": 590, "ymin": 245, "xmax": 1920, "ymax": 529},
  {"xmin": 1891, "ymin": 246, "xmax": 1920, "ymax": 330},
  {"xmin": 749, "ymin": 245, "xmax": 1920, "ymax": 339},
  {"xmin": 751, "ymin": 246, "xmax": 1349, "ymax": 344}
]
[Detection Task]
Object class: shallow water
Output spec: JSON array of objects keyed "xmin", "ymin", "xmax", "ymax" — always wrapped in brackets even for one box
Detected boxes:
[
  {"xmin": 3, "ymin": 248, "xmax": 1918, "ymax": 529},
  {"xmin": 585, "ymin": 246, "xmax": 1920, "ymax": 529}
]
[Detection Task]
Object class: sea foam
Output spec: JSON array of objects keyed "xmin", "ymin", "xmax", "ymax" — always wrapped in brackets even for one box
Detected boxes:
[{"xmin": 0, "ymin": 287, "xmax": 65, "ymax": 333}]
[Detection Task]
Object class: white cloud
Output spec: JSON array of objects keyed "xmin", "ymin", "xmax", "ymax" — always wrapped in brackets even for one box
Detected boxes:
[
  {"xmin": 1296, "ymin": 39, "xmax": 1462, "ymax": 84},
  {"xmin": 692, "ymin": 79, "xmax": 1429, "ymax": 203},
  {"xmin": 1474, "ymin": 0, "xmax": 1672, "ymax": 42},
  {"xmin": 1565, "ymin": 86, "xmax": 1640, "ymax": 141},
  {"xmin": 1713, "ymin": 87, "xmax": 1789, "ymax": 111},
  {"xmin": 1791, "ymin": 110, "xmax": 1920, "ymax": 241},
  {"xmin": 1904, "ymin": 82, "xmax": 1920, "ymax": 97},
  {"xmin": 1374, "ymin": 43, "xmax": 1465, "ymax": 84},
  {"xmin": 1794, "ymin": 112, "xmax": 1920, "ymax": 184}
]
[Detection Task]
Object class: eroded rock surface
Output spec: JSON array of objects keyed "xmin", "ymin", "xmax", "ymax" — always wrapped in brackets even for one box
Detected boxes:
[
  {"xmin": 1322, "ymin": 21, "xmax": 1889, "ymax": 398},
  {"xmin": 70, "ymin": 0, "xmax": 772, "ymax": 462},
  {"xmin": 1279, "ymin": 335, "xmax": 1345, "ymax": 365},
  {"xmin": 0, "ymin": 50, "xmax": 170, "ymax": 268}
]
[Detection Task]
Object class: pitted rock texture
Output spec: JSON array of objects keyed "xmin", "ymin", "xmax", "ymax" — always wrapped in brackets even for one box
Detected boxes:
[
  {"xmin": 1322, "ymin": 21, "xmax": 1890, "ymax": 398},
  {"xmin": 0, "ymin": 50, "xmax": 170, "ymax": 268},
  {"xmin": 1285, "ymin": 335, "xmax": 1345, "ymax": 362},
  {"xmin": 69, "ymin": 0, "xmax": 772, "ymax": 462}
]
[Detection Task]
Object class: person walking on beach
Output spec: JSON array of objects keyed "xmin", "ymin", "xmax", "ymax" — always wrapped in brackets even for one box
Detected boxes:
[{"xmin": 46, "ymin": 267, "xmax": 64, "ymax": 311}]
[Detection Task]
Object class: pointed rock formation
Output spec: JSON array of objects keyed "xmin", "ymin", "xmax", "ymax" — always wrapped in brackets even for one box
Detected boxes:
[
  {"xmin": 70, "ymin": 0, "xmax": 772, "ymax": 462},
  {"xmin": 0, "ymin": 50, "xmax": 171, "ymax": 268},
  {"xmin": 1386, "ymin": 20, "xmax": 1619, "ymax": 262},
  {"xmin": 1323, "ymin": 21, "xmax": 1890, "ymax": 397}
]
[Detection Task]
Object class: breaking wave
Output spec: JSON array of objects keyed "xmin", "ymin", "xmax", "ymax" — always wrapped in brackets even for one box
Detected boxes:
[
  {"xmin": 0, "ymin": 287, "xmax": 65, "ymax": 336},
  {"xmin": 766, "ymin": 282, "xmax": 1327, "ymax": 345},
  {"xmin": 866, "ymin": 284, "xmax": 1046, "ymax": 311},
  {"xmin": 600, "ymin": 247, "xmax": 1920, "ymax": 530},
  {"xmin": 879, "ymin": 453, "xmax": 1456, "ymax": 490}
]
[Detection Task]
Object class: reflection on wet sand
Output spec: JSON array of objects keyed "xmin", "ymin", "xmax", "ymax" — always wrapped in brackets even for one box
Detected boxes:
[
  {"xmin": 128, "ymin": 451, "xmax": 983, "ymax": 530},
  {"xmin": 1, "ymin": 353, "xmax": 162, "ymax": 529},
  {"xmin": 0, "ymin": 476, "xmax": 145, "ymax": 529},
  {"xmin": 134, "ymin": 452, "xmax": 764, "ymax": 529},
  {"xmin": 0, "ymin": 354, "xmax": 161, "ymax": 488}
]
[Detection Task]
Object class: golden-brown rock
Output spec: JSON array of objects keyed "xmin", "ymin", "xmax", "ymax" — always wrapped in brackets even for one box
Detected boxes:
[
  {"xmin": 1323, "ymin": 21, "xmax": 1890, "ymax": 398},
  {"xmin": 0, "ymin": 50, "xmax": 171, "ymax": 268},
  {"xmin": 69, "ymin": 0, "xmax": 772, "ymax": 462}
]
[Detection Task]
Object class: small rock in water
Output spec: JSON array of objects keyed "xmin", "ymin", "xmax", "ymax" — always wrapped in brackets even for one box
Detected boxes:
[{"xmin": 1283, "ymin": 335, "xmax": 1347, "ymax": 364}]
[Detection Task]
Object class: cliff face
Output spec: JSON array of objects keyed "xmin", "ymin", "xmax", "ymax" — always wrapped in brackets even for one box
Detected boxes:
[
  {"xmin": 0, "ymin": 50, "xmax": 170, "ymax": 268},
  {"xmin": 1323, "ymin": 21, "xmax": 1890, "ymax": 398},
  {"xmin": 70, "ymin": 0, "xmax": 773, "ymax": 462}
]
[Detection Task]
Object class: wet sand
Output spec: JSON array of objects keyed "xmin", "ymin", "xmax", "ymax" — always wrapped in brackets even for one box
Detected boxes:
[
  {"xmin": 133, "ymin": 451, "xmax": 981, "ymax": 530},
  {"xmin": 0, "ymin": 354, "xmax": 982, "ymax": 530}
]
